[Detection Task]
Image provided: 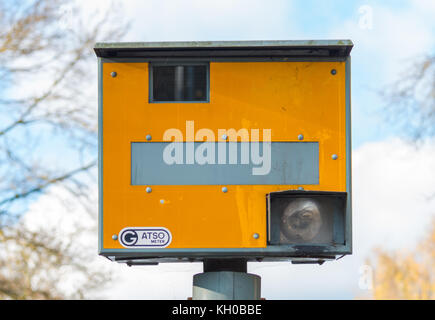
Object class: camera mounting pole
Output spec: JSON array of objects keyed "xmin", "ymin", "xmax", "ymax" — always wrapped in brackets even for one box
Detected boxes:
[{"xmin": 192, "ymin": 259, "xmax": 261, "ymax": 300}]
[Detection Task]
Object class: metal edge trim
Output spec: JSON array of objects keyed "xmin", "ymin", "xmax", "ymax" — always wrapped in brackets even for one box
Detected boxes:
[
  {"xmin": 345, "ymin": 55, "xmax": 352, "ymax": 254},
  {"xmin": 98, "ymin": 58, "xmax": 104, "ymax": 254}
]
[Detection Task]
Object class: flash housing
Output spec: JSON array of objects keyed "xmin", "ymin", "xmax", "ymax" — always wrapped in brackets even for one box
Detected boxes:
[{"xmin": 267, "ymin": 190, "xmax": 347, "ymax": 247}]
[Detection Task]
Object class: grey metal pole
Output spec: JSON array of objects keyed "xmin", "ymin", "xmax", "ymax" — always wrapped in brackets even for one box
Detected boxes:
[{"xmin": 192, "ymin": 259, "xmax": 261, "ymax": 300}]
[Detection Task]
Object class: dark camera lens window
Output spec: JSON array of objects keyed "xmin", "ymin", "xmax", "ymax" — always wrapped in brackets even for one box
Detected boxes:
[{"xmin": 152, "ymin": 65, "xmax": 208, "ymax": 102}]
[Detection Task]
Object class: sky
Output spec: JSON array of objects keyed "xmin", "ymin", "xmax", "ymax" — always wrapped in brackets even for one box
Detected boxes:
[{"xmin": 18, "ymin": 0, "xmax": 435, "ymax": 299}]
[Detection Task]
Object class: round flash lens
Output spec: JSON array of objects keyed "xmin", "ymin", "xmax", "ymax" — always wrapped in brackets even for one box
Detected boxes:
[{"xmin": 281, "ymin": 198, "xmax": 322, "ymax": 241}]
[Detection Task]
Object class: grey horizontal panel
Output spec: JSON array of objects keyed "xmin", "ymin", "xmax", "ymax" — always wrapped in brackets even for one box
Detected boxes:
[{"xmin": 131, "ymin": 142, "xmax": 318, "ymax": 185}]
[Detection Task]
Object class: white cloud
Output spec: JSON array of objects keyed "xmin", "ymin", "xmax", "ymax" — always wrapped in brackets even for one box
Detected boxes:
[
  {"xmin": 104, "ymin": 263, "xmax": 203, "ymax": 300},
  {"xmin": 353, "ymin": 138, "xmax": 435, "ymax": 251},
  {"xmin": 410, "ymin": 0, "xmax": 435, "ymax": 16}
]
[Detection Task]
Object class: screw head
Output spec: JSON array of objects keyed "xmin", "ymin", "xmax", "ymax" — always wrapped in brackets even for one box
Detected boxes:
[
  {"xmin": 222, "ymin": 186, "xmax": 228, "ymax": 193},
  {"xmin": 298, "ymin": 134, "xmax": 304, "ymax": 141},
  {"xmin": 222, "ymin": 134, "xmax": 228, "ymax": 141},
  {"xmin": 253, "ymin": 233, "xmax": 260, "ymax": 239},
  {"xmin": 146, "ymin": 187, "xmax": 152, "ymax": 193},
  {"xmin": 332, "ymin": 154, "xmax": 338, "ymax": 160},
  {"xmin": 112, "ymin": 234, "xmax": 118, "ymax": 240},
  {"xmin": 146, "ymin": 134, "xmax": 152, "ymax": 141},
  {"xmin": 331, "ymin": 69, "xmax": 337, "ymax": 75},
  {"xmin": 111, "ymin": 71, "xmax": 117, "ymax": 77}
]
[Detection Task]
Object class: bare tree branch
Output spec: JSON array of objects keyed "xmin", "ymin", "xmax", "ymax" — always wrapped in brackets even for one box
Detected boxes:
[
  {"xmin": 0, "ymin": 0, "xmax": 128, "ymax": 299},
  {"xmin": 381, "ymin": 54, "xmax": 435, "ymax": 143},
  {"xmin": 0, "ymin": 160, "xmax": 96, "ymax": 207}
]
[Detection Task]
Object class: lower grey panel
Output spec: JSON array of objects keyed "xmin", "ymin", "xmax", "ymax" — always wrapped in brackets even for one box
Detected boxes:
[{"xmin": 131, "ymin": 142, "xmax": 318, "ymax": 185}]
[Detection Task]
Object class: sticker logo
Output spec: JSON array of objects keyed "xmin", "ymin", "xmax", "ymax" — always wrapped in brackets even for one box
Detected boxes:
[{"xmin": 119, "ymin": 227, "xmax": 172, "ymax": 248}]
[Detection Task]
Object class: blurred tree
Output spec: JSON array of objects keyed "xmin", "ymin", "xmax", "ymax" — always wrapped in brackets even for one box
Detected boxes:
[
  {"xmin": 381, "ymin": 54, "xmax": 435, "ymax": 142},
  {"xmin": 0, "ymin": 0, "xmax": 127, "ymax": 299},
  {"xmin": 368, "ymin": 219, "xmax": 435, "ymax": 300},
  {"xmin": 369, "ymin": 54, "xmax": 435, "ymax": 299},
  {"xmin": 0, "ymin": 222, "xmax": 110, "ymax": 299}
]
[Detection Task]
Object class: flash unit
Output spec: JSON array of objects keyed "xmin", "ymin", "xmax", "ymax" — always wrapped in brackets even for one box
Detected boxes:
[
  {"xmin": 268, "ymin": 190, "xmax": 347, "ymax": 248},
  {"xmin": 281, "ymin": 198, "xmax": 322, "ymax": 242}
]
